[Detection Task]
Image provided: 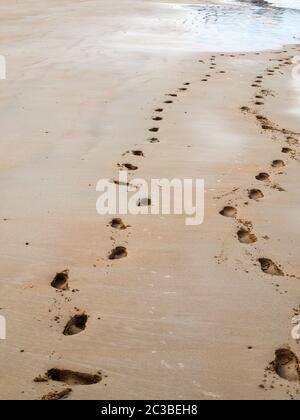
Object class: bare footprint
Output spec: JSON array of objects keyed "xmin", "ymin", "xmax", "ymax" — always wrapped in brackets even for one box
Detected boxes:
[
  {"xmin": 272, "ymin": 160, "xmax": 285, "ymax": 168},
  {"xmin": 46, "ymin": 369, "xmax": 102, "ymax": 385},
  {"xmin": 237, "ymin": 228, "xmax": 257, "ymax": 244},
  {"xmin": 131, "ymin": 150, "xmax": 144, "ymax": 157},
  {"xmin": 219, "ymin": 206, "xmax": 237, "ymax": 218},
  {"xmin": 51, "ymin": 270, "xmax": 69, "ymax": 291},
  {"xmin": 122, "ymin": 163, "xmax": 138, "ymax": 171},
  {"xmin": 110, "ymin": 218, "xmax": 127, "ymax": 230},
  {"xmin": 63, "ymin": 314, "xmax": 88, "ymax": 336},
  {"xmin": 248, "ymin": 189, "xmax": 264, "ymax": 200},
  {"xmin": 256, "ymin": 172, "xmax": 270, "ymax": 181},
  {"xmin": 41, "ymin": 388, "xmax": 72, "ymax": 400},
  {"xmin": 272, "ymin": 348, "xmax": 300, "ymax": 382},
  {"xmin": 109, "ymin": 246, "xmax": 127, "ymax": 260},
  {"xmin": 258, "ymin": 258, "xmax": 284, "ymax": 276}
]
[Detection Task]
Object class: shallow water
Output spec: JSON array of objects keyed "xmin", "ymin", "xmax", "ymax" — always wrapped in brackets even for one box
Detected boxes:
[{"xmin": 184, "ymin": 0, "xmax": 300, "ymax": 51}]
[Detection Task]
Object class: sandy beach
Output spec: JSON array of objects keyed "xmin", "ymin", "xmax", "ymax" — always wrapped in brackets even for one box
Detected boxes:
[{"xmin": 1, "ymin": 0, "xmax": 300, "ymax": 400}]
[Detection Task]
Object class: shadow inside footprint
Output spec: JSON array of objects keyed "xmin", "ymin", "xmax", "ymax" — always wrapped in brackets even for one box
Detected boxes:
[
  {"xmin": 258, "ymin": 258, "xmax": 284, "ymax": 276},
  {"xmin": 272, "ymin": 160, "xmax": 285, "ymax": 168},
  {"xmin": 248, "ymin": 189, "xmax": 264, "ymax": 200},
  {"xmin": 148, "ymin": 138, "xmax": 160, "ymax": 143},
  {"xmin": 110, "ymin": 218, "xmax": 126, "ymax": 230},
  {"xmin": 272, "ymin": 348, "xmax": 300, "ymax": 382},
  {"xmin": 51, "ymin": 270, "xmax": 69, "ymax": 291},
  {"xmin": 237, "ymin": 228, "xmax": 257, "ymax": 244},
  {"xmin": 109, "ymin": 246, "xmax": 127, "ymax": 260},
  {"xmin": 282, "ymin": 147, "xmax": 292, "ymax": 154},
  {"xmin": 256, "ymin": 172, "xmax": 270, "ymax": 181},
  {"xmin": 219, "ymin": 206, "xmax": 237, "ymax": 218},
  {"xmin": 152, "ymin": 117, "xmax": 162, "ymax": 121},
  {"xmin": 123, "ymin": 163, "xmax": 138, "ymax": 171},
  {"xmin": 149, "ymin": 128, "xmax": 159, "ymax": 133},
  {"xmin": 63, "ymin": 314, "xmax": 88, "ymax": 336},
  {"xmin": 46, "ymin": 369, "xmax": 102, "ymax": 385},
  {"xmin": 131, "ymin": 150, "xmax": 144, "ymax": 157}
]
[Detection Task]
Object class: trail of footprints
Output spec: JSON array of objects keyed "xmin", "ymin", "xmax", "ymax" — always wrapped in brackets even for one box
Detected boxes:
[
  {"xmin": 220, "ymin": 47, "xmax": 300, "ymax": 397},
  {"xmin": 32, "ymin": 49, "xmax": 300, "ymax": 398},
  {"xmin": 33, "ymin": 61, "xmax": 226, "ymax": 400}
]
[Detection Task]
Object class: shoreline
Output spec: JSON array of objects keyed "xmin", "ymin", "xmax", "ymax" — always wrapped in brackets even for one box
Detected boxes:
[{"xmin": 0, "ymin": 0, "xmax": 300, "ymax": 400}]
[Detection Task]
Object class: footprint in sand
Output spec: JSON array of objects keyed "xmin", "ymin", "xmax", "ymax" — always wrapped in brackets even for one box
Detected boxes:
[
  {"xmin": 248, "ymin": 189, "xmax": 264, "ymax": 200},
  {"xmin": 155, "ymin": 108, "xmax": 163, "ymax": 112},
  {"xmin": 63, "ymin": 314, "xmax": 88, "ymax": 336},
  {"xmin": 109, "ymin": 246, "xmax": 127, "ymax": 260},
  {"xmin": 148, "ymin": 138, "xmax": 160, "ymax": 143},
  {"xmin": 122, "ymin": 163, "xmax": 138, "ymax": 171},
  {"xmin": 110, "ymin": 218, "xmax": 127, "ymax": 230},
  {"xmin": 152, "ymin": 116, "xmax": 162, "ymax": 121},
  {"xmin": 149, "ymin": 127, "xmax": 159, "ymax": 133},
  {"xmin": 272, "ymin": 160, "xmax": 285, "ymax": 168},
  {"xmin": 51, "ymin": 270, "xmax": 69, "ymax": 291},
  {"xmin": 256, "ymin": 115, "xmax": 266, "ymax": 121},
  {"xmin": 219, "ymin": 206, "xmax": 237, "ymax": 218},
  {"xmin": 237, "ymin": 228, "xmax": 257, "ymax": 244},
  {"xmin": 272, "ymin": 348, "xmax": 300, "ymax": 382},
  {"xmin": 258, "ymin": 258, "xmax": 284, "ymax": 276},
  {"xmin": 131, "ymin": 150, "xmax": 144, "ymax": 157},
  {"xmin": 164, "ymin": 100, "xmax": 173, "ymax": 104},
  {"xmin": 241, "ymin": 106, "xmax": 250, "ymax": 112},
  {"xmin": 282, "ymin": 147, "xmax": 292, "ymax": 154},
  {"xmin": 41, "ymin": 388, "xmax": 72, "ymax": 400},
  {"xmin": 40, "ymin": 369, "xmax": 102, "ymax": 385},
  {"xmin": 256, "ymin": 172, "xmax": 270, "ymax": 181}
]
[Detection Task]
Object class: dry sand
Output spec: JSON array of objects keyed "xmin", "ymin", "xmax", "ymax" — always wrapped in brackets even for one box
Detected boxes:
[{"xmin": 0, "ymin": 0, "xmax": 300, "ymax": 400}]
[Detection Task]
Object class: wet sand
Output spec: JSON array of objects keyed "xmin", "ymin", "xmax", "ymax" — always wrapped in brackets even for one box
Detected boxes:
[{"xmin": 0, "ymin": 0, "xmax": 300, "ymax": 400}]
